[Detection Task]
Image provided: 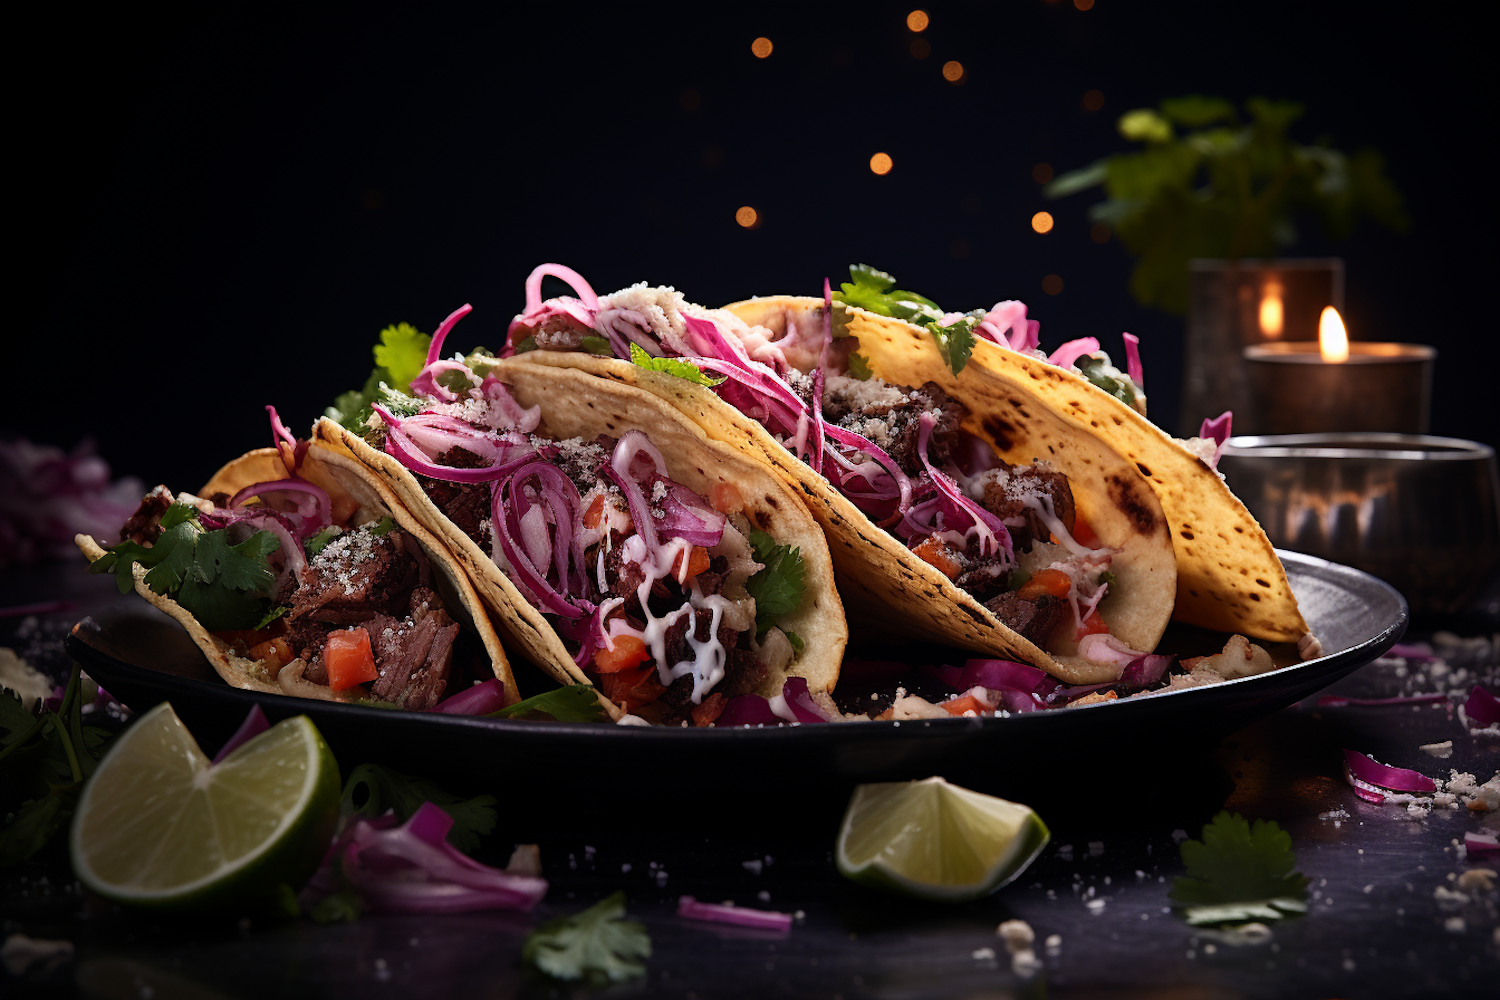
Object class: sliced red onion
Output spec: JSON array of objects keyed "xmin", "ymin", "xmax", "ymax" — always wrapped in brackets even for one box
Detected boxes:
[
  {"xmin": 494, "ymin": 463, "xmax": 590, "ymax": 618},
  {"xmin": 427, "ymin": 678, "xmax": 508, "ymax": 715},
  {"xmin": 780, "ymin": 677, "xmax": 831, "ymax": 723},
  {"xmin": 339, "ymin": 802, "xmax": 548, "ymax": 913},
  {"xmin": 266, "ymin": 404, "xmax": 298, "ymax": 450},
  {"xmin": 979, "ymin": 301, "xmax": 1040, "ymax": 352},
  {"xmin": 1316, "ymin": 693, "xmax": 1449, "ymax": 708},
  {"xmin": 681, "ymin": 313, "xmax": 755, "ymax": 367},
  {"xmin": 959, "ymin": 659, "xmax": 1058, "ymax": 696},
  {"xmin": 523, "ymin": 263, "xmax": 599, "ymax": 316},
  {"xmin": 265, "ymin": 404, "xmax": 309, "ymax": 471},
  {"xmin": 424, "ymin": 303, "xmax": 474, "ymax": 368},
  {"xmin": 992, "ymin": 689, "xmax": 1046, "ymax": 713},
  {"xmin": 822, "ymin": 423, "xmax": 913, "ymax": 516},
  {"xmin": 1199, "ymin": 411, "xmax": 1232, "ymax": 470},
  {"xmin": 212, "ymin": 705, "xmax": 269, "ymax": 764},
  {"xmin": 713, "ymin": 694, "xmax": 783, "ymax": 727},
  {"xmin": 653, "ymin": 477, "xmax": 726, "ymax": 547},
  {"xmin": 228, "ymin": 478, "xmax": 332, "ymax": 538},
  {"xmin": 480, "ymin": 376, "xmax": 542, "ymax": 433},
  {"xmin": 1465, "ymin": 832, "xmax": 1500, "ymax": 858},
  {"xmin": 809, "ymin": 367, "xmax": 826, "ymax": 476},
  {"xmin": 1122, "ymin": 333, "xmax": 1143, "ymax": 385},
  {"xmin": 374, "ymin": 404, "xmax": 543, "ymax": 484},
  {"xmin": 1342, "ymin": 749, "xmax": 1437, "ymax": 804},
  {"xmin": 911, "ymin": 414, "xmax": 1011, "ymax": 561},
  {"xmin": 1048, "ymin": 337, "xmax": 1100, "ymax": 370},
  {"xmin": 1464, "ymin": 685, "xmax": 1500, "ymax": 726},
  {"xmin": 227, "ymin": 512, "xmax": 304, "ymax": 597},
  {"xmin": 677, "ymin": 896, "xmax": 793, "ymax": 932},
  {"xmin": 1079, "ymin": 633, "xmax": 1148, "ymax": 669},
  {"xmin": 410, "ymin": 358, "xmax": 476, "ymax": 402},
  {"xmin": 1120, "ymin": 653, "xmax": 1172, "ymax": 687}
]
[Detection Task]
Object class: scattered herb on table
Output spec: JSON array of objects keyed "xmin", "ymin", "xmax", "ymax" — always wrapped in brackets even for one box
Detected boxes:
[
  {"xmin": 1170, "ymin": 810, "xmax": 1309, "ymax": 925},
  {"xmin": 523, "ymin": 891, "xmax": 651, "ymax": 983}
]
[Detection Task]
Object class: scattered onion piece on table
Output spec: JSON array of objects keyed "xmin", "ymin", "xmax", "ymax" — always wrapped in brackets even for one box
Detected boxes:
[
  {"xmin": 677, "ymin": 896, "xmax": 793, "ymax": 932},
  {"xmin": 1342, "ymin": 749, "xmax": 1437, "ymax": 804},
  {"xmin": 1463, "ymin": 685, "xmax": 1500, "ymax": 727},
  {"xmin": 1465, "ymin": 832, "xmax": 1500, "ymax": 859}
]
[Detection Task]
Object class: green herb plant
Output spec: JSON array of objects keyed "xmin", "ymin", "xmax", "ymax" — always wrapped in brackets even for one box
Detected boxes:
[
  {"xmin": 833, "ymin": 265, "xmax": 981, "ymax": 376},
  {"xmin": 1046, "ymin": 96, "xmax": 1407, "ymax": 315},
  {"xmin": 327, "ymin": 322, "xmax": 433, "ymax": 429},
  {"xmin": 489, "ymin": 685, "xmax": 611, "ymax": 724},
  {"xmin": 1170, "ymin": 810, "xmax": 1309, "ymax": 926}
]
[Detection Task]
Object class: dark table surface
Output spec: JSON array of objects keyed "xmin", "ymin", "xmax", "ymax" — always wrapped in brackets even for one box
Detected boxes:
[{"xmin": 3, "ymin": 563, "xmax": 1499, "ymax": 1000}]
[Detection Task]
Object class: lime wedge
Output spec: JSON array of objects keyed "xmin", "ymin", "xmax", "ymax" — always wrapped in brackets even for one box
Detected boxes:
[
  {"xmin": 70, "ymin": 702, "xmax": 340, "ymax": 915},
  {"xmin": 835, "ymin": 776, "xmax": 1050, "ymax": 902}
]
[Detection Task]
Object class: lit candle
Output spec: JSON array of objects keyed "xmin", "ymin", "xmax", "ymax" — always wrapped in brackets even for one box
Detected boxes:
[{"xmin": 1241, "ymin": 307, "xmax": 1435, "ymax": 434}]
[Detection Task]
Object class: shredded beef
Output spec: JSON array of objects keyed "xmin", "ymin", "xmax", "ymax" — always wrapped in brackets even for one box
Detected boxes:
[
  {"xmin": 421, "ymin": 447, "xmax": 492, "ymax": 549},
  {"xmin": 369, "ymin": 603, "xmax": 456, "ymax": 709},
  {"xmin": 289, "ymin": 530, "xmax": 414, "ymax": 622},
  {"xmin": 979, "ymin": 466, "xmax": 1076, "ymax": 552},
  {"xmin": 120, "ymin": 486, "xmax": 174, "ymax": 545},
  {"xmin": 984, "ymin": 592, "xmax": 1069, "ymax": 648},
  {"xmin": 603, "ymin": 532, "xmax": 645, "ymax": 600},
  {"xmin": 692, "ymin": 555, "xmax": 730, "ymax": 597},
  {"xmin": 952, "ymin": 559, "xmax": 1011, "ymax": 602},
  {"xmin": 883, "ymin": 382, "xmax": 966, "ymax": 476}
]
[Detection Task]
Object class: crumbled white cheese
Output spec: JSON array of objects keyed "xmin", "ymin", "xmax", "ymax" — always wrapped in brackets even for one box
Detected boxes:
[{"xmin": 1420, "ymin": 741, "xmax": 1454, "ymax": 758}]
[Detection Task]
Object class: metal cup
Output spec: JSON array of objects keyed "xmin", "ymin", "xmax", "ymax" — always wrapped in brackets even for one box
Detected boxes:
[{"xmin": 1219, "ymin": 434, "xmax": 1500, "ymax": 616}]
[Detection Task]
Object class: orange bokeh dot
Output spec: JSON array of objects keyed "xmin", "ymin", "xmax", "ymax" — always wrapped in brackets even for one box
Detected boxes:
[
  {"xmin": 942, "ymin": 60, "xmax": 965, "ymax": 83},
  {"xmin": 751, "ymin": 37, "xmax": 773, "ymax": 59},
  {"xmin": 907, "ymin": 10, "xmax": 929, "ymax": 32},
  {"xmin": 869, "ymin": 152, "xmax": 894, "ymax": 175},
  {"xmin": 736, "ymin": 206, "xmax": 760, "ymax": 228},
  {"xmin": 1031, "ymin": 212, "xmax": 1055, "ymax": 234},
  {"xmin": 1043, "ymin": 274, "xmax": 1065, "ymax": 295}
]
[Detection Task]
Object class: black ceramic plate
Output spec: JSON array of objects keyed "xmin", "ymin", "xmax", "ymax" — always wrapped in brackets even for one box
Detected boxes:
[{"xmin": 66, "ymin": 550, "xmax": 1404, "ymax": 823}]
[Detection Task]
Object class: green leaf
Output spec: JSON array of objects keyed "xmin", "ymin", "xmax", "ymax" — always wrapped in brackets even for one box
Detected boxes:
[
  {"xmin": 304, "ymin": 525, "xmax": 343, "ymax": 558},
  {"xmin": 523, "ymin": 892, "xmax": 650, "ymax": 984},
  {"xmin": 847, "ymin": 263, "xmax": 897, "ymax": 293},
  {"xmin": 1158, "ymin": 96, "xmax": 1237, "ymax": 129},
  {"xmin": 746, "ymin": 530, "xmax": 806, "ymax": 633},
  {"xmin": 1118, "ymin": 108, "xmax": 1174, "ymax": 143},
  {"xmin": 369, "ymin": 516, "xmax": 397, "ymax": 537},
  {"xmin": 514, "ymin": 336, "xmax": 539, "ymax": 354},
  {"xmin": 833, "ymin": 265, "xmax": 945, "ymax": 326},
  {"xmin": 339, "ymin": 764, "xmax": 497, "ymax": 854},
  {"xmin": 490, "ymin": 685, "xmax": 609, "ymax": 723},
  {"xmin": 784, "ymin": 631, "xmax": 804, "ymax": 653},
  {"xmin": 139, "ymin": 521, "xmax": 201, "ymax": 594},
  {"xmin": 845, "ymin": 353, "xmax": 873, "ymax": 381},
  {"xmin": 930, "ymin": 316, "xmax": 978, "ymax": 376},
  {"xmin": 373, "ymin": 323, "xmax": 432, "ymax": 391},
  {"xmin": 253, "ymin": 606, "xmax": 288, "ymax": 631},
  {"xmin": 1043, "ymin": 161, "xmax": 1108, "ymax": 200},
  {"xmin": 196, "ymin": 528, "xmax": 280, "ymax": 592},
  {"xmin": 0, "ymin": 791, "xmax": 68, "ymax": 868},
  {"xmin": 1170, "ymin": 812, "xmax": 1308, "ymax": 925},
  {"xmin": 628, "ymin": 342, "xmax": 726, "ymax": 386},
  {"xmin": 580, "ymin": 335, "xmax": 615, "ymax": 357}
]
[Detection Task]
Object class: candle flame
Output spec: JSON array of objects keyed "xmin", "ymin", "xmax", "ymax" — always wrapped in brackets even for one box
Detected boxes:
[
  {"xmin": 1318, "ymin": 306, "xmax": 1349, "ymax": 363},
  {"xmin": 1258, "ymin": 282, "xmax": 1284, "ymax": 338}
]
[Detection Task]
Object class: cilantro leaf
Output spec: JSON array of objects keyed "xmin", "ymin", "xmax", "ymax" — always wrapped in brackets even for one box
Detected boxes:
[
  {"xmin": 834, "ymin": 264, "xmax": 945, "ymax": 325},
  {"xmin": 490, "ymin": 685, "xmax": 609, "ymax": 723},
  {"xmin": 523, "ymin": 892, "xmax": 650, "ymax": 984},
  {"xmin": 785, "ymin": 631, "xmax": 805, "ymax": 652},
  {"xmin": 930, "ymin": 315, "xmax": 979, "ymax": 376},
  {"xmin": 195, "ymin": 528, "xmax": 280, "ymax": 592},
  {"xmin": 1170, "ymin": 811, "xmax": 1309, "ymax": 925},
  {"xmin": 745, "ymin": 530, "xmax": 807, "ymax": 633},
  {"xmin": 845, "ymin": 353, "xmax": 874, "ymax": 381},
  {"xmin": 369, "ymin": 516, "xmax": 396, "ymax": 537},
  {"xmin": 580, "ymin": 335, "xmax": 615, "ymax": 357},
  {"xmin": 513, "ymin": 336, "xmax": 539, "ymax": 354},
  {"xmin": 326, "ymin": 369, "xmax": 385, "ymax": 430},
  {"xmin": 339, "ymin": 763, "xmax": 497, "ymax": 854},
  {"xmin": 253, "ymin": 605, "xmax": 288, "ymax": 631},
  {"xmin": 1077, "ymin": 355, "xmax": 1138, "ymax": 407},
  {"xmin": 304, "ymin": 525, "xmax": 343, "ymax": 558},
  {"xmin": 628, "ymin": 343, "xmax": 726, "ymax": 386},
  {"xmin": 139, "ymin": 521, "xmax": 200, "ymax": 593},
  {"xmin": 372, "ymin": 323, "xmax": 432, "ymax": 391}
]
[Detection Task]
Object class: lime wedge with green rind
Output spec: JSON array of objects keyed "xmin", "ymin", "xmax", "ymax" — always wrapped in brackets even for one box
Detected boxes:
[
  {"xmin": 70, "ymin": 702, "xmax": 340, "ymax": 915},
  {"xmin": 836, "ymin": 776, "xmax": 1050, "ymax": 902}
]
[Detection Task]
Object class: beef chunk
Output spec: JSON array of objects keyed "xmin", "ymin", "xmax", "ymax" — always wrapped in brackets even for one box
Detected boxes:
[
  {"xmin": 603, "ymin": 533, "xmax": 646, "ymax": 601},
  {"xmin": 421, "ymin": 447, "xmax": 493, "ymax": 549},
  {"xmin": 369, "ymin": 604, "xmax": 457, "ymax": 709},
  {"xmin": 952, "ymin": 559, "xmax": 1011, "ymax": 602},
  {"xmin": 120, "ymin": 486, "xmax": 174, "ymax": 545},
  {"xmin": 979, "ymin": 465, "xmax": 1076, "ymax": 551},
  {"xmin": 290, "ymin": 528, "xmax": 415, "ymax": 622},
  {"xmin": 692, "ymin": 555, "xmax": 731, "ymax": 597},
  {"xmin": 983, "ymin": 592, "xmax": 1069, "ymax": 648},
  {"xmin": 885, "ymin": 382, "xmax": 966, "ymax": 476}
]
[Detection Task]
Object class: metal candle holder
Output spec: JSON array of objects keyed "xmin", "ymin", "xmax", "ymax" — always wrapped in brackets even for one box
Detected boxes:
[{"xmin": 1242, "ymin": 342, "xmax": 1435, "ymax": 435}]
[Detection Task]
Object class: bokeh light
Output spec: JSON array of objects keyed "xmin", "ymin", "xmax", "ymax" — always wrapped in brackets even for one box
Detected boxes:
[
  {"xmin": 1074, "ymin": 0, "xmax": 1095, "ymax": 10},
  {"xmin": 1032, "ymin": 162, "xmax": 1054, "ymax": 184},
  {"xmin": 907, "ymin": 10, "xmax": 929, "ymax": 32},
  {"xmin": 736, "ymin": 206, "xmax": 760, "ymax": 229},
  {"xmin": 942, "ymin": 60, "xmax": 965, "ymax": 83},
  {"xmin": 751, "ymin": 37, "xmax": 773, "ymax": 59},
  {"xmin": 1031, "ymin": 212, "xmax": 1055, "ymax": 234},
  {"xmin": 1043, "ymin": 274, "xmax": 1065, "ymax": 295},
  {"xmin": 1083, "ymin": 89, "xmax": 1104, "ymax": 111},
  {"xmin": 870, "ymin": 152, "xmax": 894, "ymax": 175},
  {"xmin": 1090, "ymin": 222, "xmax": 1112, "ymax": 244}
]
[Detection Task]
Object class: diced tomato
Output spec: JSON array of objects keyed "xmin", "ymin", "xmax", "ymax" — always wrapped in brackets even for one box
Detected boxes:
[
  {"xmin": 692, "ymin": 692, "xmax": 727, "ymax": 727},
  {"xmin": 1017, "ymin": 567, "xmax": 1073, "ymax": 601},
  {"xmin": 325, "ymin": 628, "xmax": 378, "ymax": 691},
  {"xmin": 1070, "ymin": 514, "xmax": 1099, "ymax": 548},
  {"xmin": 597, "ymin": 664, "xmax": 666, "ymax": 710},
  {"xmin": 1075, "ymin": 609, "xmax": 1111, "ymax": 642},
  {"xmin": 910, "ymin": 535, "xmax": 963, "ymax": 580},
  {"xmin": 584, "ymin": 493, "xmax": 631, "ymax": 533},
  {"xmin": 593, "ymin": 634, "xmax": 651, "ymax": 673},
  {"xmin": 710, "ymin": 482, "xmax": 745, "ymax": 515},
  {"xmin": 941, "ymin": 693, "xmax": 991, "ymax": 717},
  {"xmin": 669, "ymin": 545, "xmax": 712, "ymax": 582},
  {"xmin": 248, "ymin": 637, "xmax": 293, "ymax": 672}
]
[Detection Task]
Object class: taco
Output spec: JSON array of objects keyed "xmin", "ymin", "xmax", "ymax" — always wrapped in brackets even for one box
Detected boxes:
[
  {"xmin": 321, "ymin": 338, "xmax": 847, "ymax": 725},
  {"xmin": 492, "ymin": 266, "xmax": 1183, "ymax": 685},
  {"xmin": 76, "ymin": 409, "xmax": 518, "ymax": 709}
]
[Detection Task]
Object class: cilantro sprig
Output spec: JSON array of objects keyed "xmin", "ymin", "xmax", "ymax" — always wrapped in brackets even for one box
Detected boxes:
[
  {"xmin": 746, "ymin": 529, "xmax": 807, "ymax": 635},
  {"xmin": 831, "ymin": 264, "xmax": 982, "ymax": 376},
  {"xmin": 89, "ymin": 502, "xmax": 283, "ymax": 632},
  {"xmin": 1170, "ymin": 811, "xmax": 1309, "ymax": 926},
  {"xmin": 489, "ymin": 685, "xmax": 610, "ymax": 723},
  {"xmin": 327, "ymin": 322, "xmax": 433, "ymax": 429},
  {"xmin": 1076, "ymin": 354, "xmax": 1138, "ymax": 408},
  {"xmin": 628, "ymin": 343, "xmax": 726, "ymax": 387},
  {"xmin": 523, "ymin": 891, "xmax": 651, "ymax": 984}
]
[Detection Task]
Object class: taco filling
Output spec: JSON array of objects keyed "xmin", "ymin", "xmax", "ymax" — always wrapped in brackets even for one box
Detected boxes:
[
  {"xmin": 350, "ymin": 344, "xmax": 811, "ymax": 726},
  {"xmin": 500, "ymin": 267, "xmax": 1127, "ymax": 663},
  {"xmin": 87, "ymin": 411, "xmax": 483, "ymax": 709}
]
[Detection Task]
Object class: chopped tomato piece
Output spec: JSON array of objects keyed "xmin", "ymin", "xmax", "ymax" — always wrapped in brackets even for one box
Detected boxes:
[
  {"xmin": 1017, "ymin": 567, "xmax": 1073, "ymax": 601},
  {"xmin": 598, "ymin": 664, "xmax": 666, "ymax": 710},
  {"xmin": 325, "ymin": 628, "xmax": 377, "ymax": 691},
  {"xmin": 584, "ymin": 493, "xmax": 632, "ymax": 533},
  {"xmin": 1070, "ymin": 514, "xmax": 1099, "ymax": 548},
  {"xmin": 1075, "ymin": 609, "xmax": 1110, "ymax": 641},
  {"xmin": 248, "ymin": 637, "xmax": 293, "ymax": 671},
  {"xmin": 910, "ymin": 535, "xmax": 963, "ymax": 580},
  {"xmin": 941, "ymin": 693, "xmax": 991, "ymax": 717},
  {"xmin": 692, "ymin": 692, "xmax": 727, "ymax": 727},
  {"xmin": 669, "ymin": 545, "xmax": 712, "ymax": 582},
  {"xmin": 710, "ymin": 482, "xmax": 745, "ymax": 514},
  {"xmin": 593, "ymin": 634, "xmax": 651, "ymax": 673}
]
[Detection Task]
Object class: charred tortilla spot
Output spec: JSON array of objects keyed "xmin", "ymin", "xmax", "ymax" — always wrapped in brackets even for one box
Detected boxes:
[
  {"xmin": 1136, "ymin": 462, "xmax": 1153, "ymax": 477},
  {"xmin": 1181, "ymin": 530, "xmax": 1195, "ymax": 540},
  {"xmin": 765, "ymin": 495, "xmax": 779, "ymax": 509},
  {"xmin": 1256, "ymin": 578, "xmax": 1271, "ymax": 588},
  {"xmin": 1234, "ymin": 526, "xmax": 1245, "ymax": 534},
  {"xmin": 982, "ymin": 416, "xmax": 1016, "ymax": 451},
  {"xmin": 753, "ymin": 510, "xmax": 771, "ymax": 530},
  {"xmin": 1106, "ymin": 473, "xmax": 1161, "ymax": 536}
]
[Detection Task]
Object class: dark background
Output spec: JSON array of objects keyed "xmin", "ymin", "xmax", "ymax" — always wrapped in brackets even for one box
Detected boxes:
[{"xmin": 9, "ymin": 2, "xmax": 1489, "ymax": 492}]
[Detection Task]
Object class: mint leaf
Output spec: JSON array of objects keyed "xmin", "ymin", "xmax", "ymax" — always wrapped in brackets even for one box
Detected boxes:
[
  {"xmin": 628, "ymin": 342, "xmax": 726, "ymax": 386},
  {"xmin": 746, "ymin": 530, "xmax": 806, "ymax": 633},
  {"xmin": 930, "ymin": 315, "xmax": 979, "ymax": 376},
  {"xmin": 339, "ymin": 763, "xmax": 497, "ymax": 854},
  {"xmin": 846, "ymin": 353, "xmax": 873, "ymax": 381},
  {"xmin": 523, "ymin": 892, "xmax": 650, "ymax": 984},
  {"xmin": 1170, "ymin": 811, "xmax": 1309, "ymax": 925},
  {"xmin": 490, "ymin": 685, "xmax": 609, "ymax": 723}
]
